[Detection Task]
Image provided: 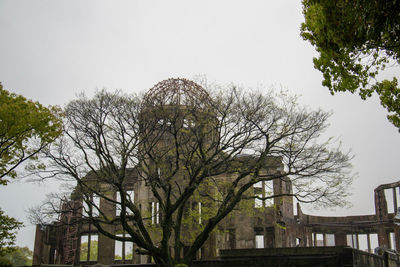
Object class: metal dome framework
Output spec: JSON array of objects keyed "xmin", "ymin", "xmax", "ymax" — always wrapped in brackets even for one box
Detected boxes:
[{"xmin": 142, "ymin": 78, "xmax": 211, "ymax": 109}]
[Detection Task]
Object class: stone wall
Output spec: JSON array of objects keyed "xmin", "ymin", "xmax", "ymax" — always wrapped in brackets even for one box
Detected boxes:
[{"xmin": 76, "ymin": 247, "xmax": 398, "ymax": 267}]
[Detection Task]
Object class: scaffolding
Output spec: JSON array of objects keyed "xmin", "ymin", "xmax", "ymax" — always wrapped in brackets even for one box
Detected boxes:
[{"xmin": 59, "ymin": 200, "xmax": 82, "ymax": 265}]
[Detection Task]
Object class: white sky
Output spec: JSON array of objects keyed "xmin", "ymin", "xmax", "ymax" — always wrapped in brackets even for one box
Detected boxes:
[{"xmin": 0, "ymin": 0, "xmax": 399, "ymax": 250}]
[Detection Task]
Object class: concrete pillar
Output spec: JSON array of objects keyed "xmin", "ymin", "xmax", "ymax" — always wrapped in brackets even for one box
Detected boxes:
[
  {"xmin": 334, "ymin": 233, "xmax": 346, "ymax": 246},
  {"xmin": 313, "ymin": 233, "xmax": 317, "ymax": 247},
  {"xmin": 355, "ymin": 234, "xmax": 359, "ymax": 249},
  {"xmin": 97, "ymin": 193, "xmax": 116, "ymax": 265},
  {"xmin": 395, "ymin": 226, "xmax": 400, "ymax": 252},
  {"xmin": 97, "ymin": 230, "xmax": 115, "ymax": 264},
  {"xmin": 375, "ymin": 189, "xmax": 388, "ymax": 219},
  {"xmin": 378, "ymin": 229, "xmax": 389, "ymax": 248},
  {"xmin": 367, "ymin": 234, "xmax": 371, "ymax": 253},
  {"xmin": 33, "ymin": 225, "xmax": 44, "ymax": 266},
  {"xmin": 307, "ymin": 229, "xmax": 313, "ymax": 247}
]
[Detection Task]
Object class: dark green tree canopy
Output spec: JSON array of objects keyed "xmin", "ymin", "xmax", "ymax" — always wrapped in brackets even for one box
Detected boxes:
[
  {"xmin": 0, "ymin": 246, "xmax": 32, "ymax": 267},
  {"xmin": 301, "ymin": 0, "xmax": 400, "ymax": 129},
  {"xmin": 0, "ymin": 83, "xmax": 62, "ymax": 183},
  {"xmin": 0, "ymin": 208, "xmax": 23, "ymax": 252},
  {"xmin": 0, "ymin": 83, "xmax": 61, "ymax": 262}
]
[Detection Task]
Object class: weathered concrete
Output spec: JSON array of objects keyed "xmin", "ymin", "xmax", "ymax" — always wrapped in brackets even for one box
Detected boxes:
[
  {"xmin": 35, "ymin": 178, "xmax": 400, "ymax": 266},
  {"xmin": 76, "ymin": 247, "xmax": 399, "ymax": 267}
]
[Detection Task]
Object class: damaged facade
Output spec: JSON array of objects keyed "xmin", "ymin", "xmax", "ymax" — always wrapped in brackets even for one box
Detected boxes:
[
  {"xmin": 33, "ymin": 178, "xmax": 400, "ymax": 266},
  {"xmin": 32, "ymin": 79, "xmax": 400, "ymax": 266}
]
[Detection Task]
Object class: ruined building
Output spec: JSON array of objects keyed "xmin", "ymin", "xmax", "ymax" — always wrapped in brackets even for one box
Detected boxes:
[{"xmin": 33, "ymin": 79, "xmax": 400, "ymax": 266}]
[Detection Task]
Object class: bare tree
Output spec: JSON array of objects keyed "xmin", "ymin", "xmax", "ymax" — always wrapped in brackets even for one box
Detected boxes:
[{"xmin": 36, "ymin": 79, "xmax": 352, "ymax": 267}]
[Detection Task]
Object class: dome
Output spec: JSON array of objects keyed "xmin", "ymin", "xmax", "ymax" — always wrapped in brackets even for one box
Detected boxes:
[{"xmin": 142, "ymin": 78, "xmax": 211, "ymax": 109}]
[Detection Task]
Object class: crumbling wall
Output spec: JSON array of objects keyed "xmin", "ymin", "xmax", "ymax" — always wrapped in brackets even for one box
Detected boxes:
[{"xmin": 33, "ymin": 173, "xmax": 400, "ymax": 266}]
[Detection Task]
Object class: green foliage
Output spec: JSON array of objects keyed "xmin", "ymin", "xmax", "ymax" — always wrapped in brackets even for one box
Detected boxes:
[
  {"xmin": 0, "ymin": 208, "xmax": 23, "ymax": 252},
  {"xmin": 80, "ymin": 240, "xmax": 98, "ymax": 261},
  {"xmin": 0, "ymin": 246, "xmax": 32, "ymax": 267},
  {"xmin": 0, "ymin": 83, "xmax": 60, "ymax": 261},
  {"xmin": 301, "ymin": 0, "xmax": 400, "ymax": 129},
  {"xmin": 0, "ymin": 83, "xmax": 62, "ymax": 183},
  {"xmin": 0, "ymin": 256, "xmax": 12, "ymax": 267}
]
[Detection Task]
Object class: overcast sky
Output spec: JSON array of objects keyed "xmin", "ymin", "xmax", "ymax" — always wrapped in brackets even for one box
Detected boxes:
[{"xmin": 0, "ymin": 1, "xmax": 399, "ymax": 250}]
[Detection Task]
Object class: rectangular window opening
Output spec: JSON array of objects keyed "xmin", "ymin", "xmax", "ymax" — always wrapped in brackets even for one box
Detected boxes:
[
  {"xmin": 198, "ymin": 202, "xmax": 202, "ymax": 224},
  {"xmin": 253, "ymin": 181, "xmax": 274, "ymax": 208},
  {"xmin": 90, "ymin": 235, "xmax": 98, "ymax": 261},
  {"xmin": 390, "ymin": 232, "xmax": 396, "ymax": 250},
  {"xmin": 385, "ymin": 189, "xmax": 395, "ymax": 213},
  {"xmin": 125, "ymin": 240, "xmax": 133, "ymax": 260},
  {"xmin": 116, "ymin": 190, "xmax": 135, "ymax": 216},
  {"xmin": 115, "ymin": 234, "xmax": 123, "ymax": 260},
  {"xmin": 151, "ymin": 201, "xmax": 159, "ymax": 224},
  {"xmin": 116, "ymin": 192, "xmax": 121, "ymax": 216},
  {"xmin": 80, "ymin": 233, "xmax": 98, "ymax": 261},
  {"xmin": 114, "ymin": 233, "xmax": 133, "ymax": 261},
  {"xmin": 156, "ymin": 202, "xmax": 159, "ymax": 224},
  {"xmin": 358, "ymin": 234, "xmax": 368, "ymax": 252},
  {"xmin": 82, "ymin": 194, "xmax": 100, "ymax": 218},
  {"xmin": 326, "ymin": 234, "xmax": 335, "ymax": 246},
  {"xmin": 293, "ymin": 198, "xmax": 299, "ymax": 216},
  {"xmin": 82, "ymin": 201, "xmax": 89, "ymax": 218},
  {"xmin": 255, "ymin": 235, "xmax": 264, "ymax": 248},
  {"xmin": 92, "ymin": 195, "xmax": 100, "ymax": 217},
  {"xmin": 264, "ymin": 180, "xmax": 273, "ymax": 207},
  {"xmin": 346, "ymin": 234, "xmax": 358, "ymax": 249},
  {"xmin": 315, "ymin": 233, "xmax": 323, "ymax": 247},
  {"xmin": 370, "ymin": 233, "xmax": 379, "ymax": 252},
  {"xmin": 80, "ymin": 235, "xmax": 88, "ymax": 261}
]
